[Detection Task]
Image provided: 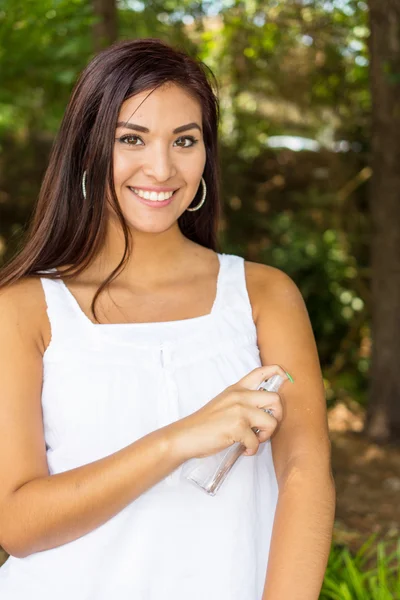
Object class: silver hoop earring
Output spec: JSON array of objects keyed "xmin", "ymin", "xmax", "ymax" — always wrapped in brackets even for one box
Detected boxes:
[
  {"xmin": 186, "ymin": 176, "xmax": 206, "ymax": 212},
  {"xmin": 82, "ymin": 170, "xmax": 87, "ymax": 200}
]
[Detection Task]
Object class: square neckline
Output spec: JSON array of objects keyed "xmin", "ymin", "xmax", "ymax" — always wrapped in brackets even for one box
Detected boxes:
[{"xmin": 52, "ymin": 252, "xmax": 225, "ymax": 330}]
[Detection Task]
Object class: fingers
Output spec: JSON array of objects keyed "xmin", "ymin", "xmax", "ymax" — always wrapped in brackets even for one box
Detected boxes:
[
  {"xmin": 241, "ymin": 428, "xmax": 260, "ymax": 456},
  {"xmin": 248, "ymin": 406, "xmax": 279, "ymax": 435},
  {"xmin": 242, "ymin": 407, "xmax": 280, "ymax": 455},
  {"xmin": 238, "ymin": 390, "xmax": 283, "ymax": 422},
  {"xmin": 260, "ymin": 395, "xmax": 283, "ymax": 423},
  {"xmin": 255, "ymin": 428, "xmax": 274, "ymax": 444},
  {"xmin": 237, "ymin": 364, "xmax": 289, "ymax": 391}
]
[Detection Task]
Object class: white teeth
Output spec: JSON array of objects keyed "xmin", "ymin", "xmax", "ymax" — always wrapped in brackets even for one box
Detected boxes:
[{"xmin": 131, "ymin": 188, "xmax": 175, "ymax": 201}]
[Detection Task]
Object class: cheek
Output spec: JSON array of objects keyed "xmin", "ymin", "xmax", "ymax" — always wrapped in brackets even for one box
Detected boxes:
[{"xmin": 113, "ymin": 150, "xmax": 133, "ymax": 184}]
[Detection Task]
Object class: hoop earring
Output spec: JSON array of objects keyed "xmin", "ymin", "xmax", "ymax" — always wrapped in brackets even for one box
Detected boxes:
[
  {"xmin": 82, "ymin": 170, "xmax": 87, "ymax": 200},
  {"xmin": 186, "ymin": 177, "xmax": 206, "ymax": 212}
]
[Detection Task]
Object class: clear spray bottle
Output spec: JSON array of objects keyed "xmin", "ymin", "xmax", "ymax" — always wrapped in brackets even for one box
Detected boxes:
[{"xmin": 182, "ymin": 373, "xmax": 288, "ymax": 496}]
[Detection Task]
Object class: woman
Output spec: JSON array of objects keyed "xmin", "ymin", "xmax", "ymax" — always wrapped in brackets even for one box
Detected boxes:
[{"xmin": 0, "ymin": 38, "xmax": 335, "ymax": 599}]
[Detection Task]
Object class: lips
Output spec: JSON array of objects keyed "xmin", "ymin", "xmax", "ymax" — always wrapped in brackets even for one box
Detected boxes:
[{"xmin": 128, "ymin": 187, "xmax": 178, "ymax": 208}]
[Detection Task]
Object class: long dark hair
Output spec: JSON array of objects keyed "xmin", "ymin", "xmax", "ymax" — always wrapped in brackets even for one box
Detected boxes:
[{"xmin": 0, "ymin": 38, "xmax": 221, "ymax": 320}]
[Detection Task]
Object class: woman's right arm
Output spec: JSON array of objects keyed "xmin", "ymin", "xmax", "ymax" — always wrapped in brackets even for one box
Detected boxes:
[
  {"xmin": 0, "ymin": 279, "xmax": 187, "ymax": 558},
  {"xmin": 0, "ymin": 279, "xmax": 285, "ymax": 559}
]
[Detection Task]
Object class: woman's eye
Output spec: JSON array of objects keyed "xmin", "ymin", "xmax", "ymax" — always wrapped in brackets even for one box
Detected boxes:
[
  {"xmin": 119, "ymin": 135, "xmax": 143, "ymax": 146},
  {"xmin": 175, "ymin": 136, "xmax": 199, "ymax": 148},
  {"xmin": 117, "ymin": 135, "xmax": 198, "ymax": 148}
]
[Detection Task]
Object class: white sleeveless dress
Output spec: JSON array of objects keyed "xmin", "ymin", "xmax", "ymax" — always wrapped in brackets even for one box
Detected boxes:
[{"xmin": 0, "ymin": 253, "xmax": 279, "ymax": 599}]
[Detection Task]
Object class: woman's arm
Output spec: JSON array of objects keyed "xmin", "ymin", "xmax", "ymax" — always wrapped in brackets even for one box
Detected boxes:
[
  {"xmin": 262, "ymin": 463, "xmax": 334, "ymax": 600},
  {"xmin": 246, "ymin": 263, "xmax": 335, "ymax": 600},
  {"xmin": 0, "ymin": 280, "xmax": 184, "ymax": 558},
  {"xmin": 2, "ymin": 431, "xmax": 182, "ymax": 559}
]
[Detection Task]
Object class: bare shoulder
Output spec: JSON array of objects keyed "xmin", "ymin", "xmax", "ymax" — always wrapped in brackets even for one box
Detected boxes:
[
  {"xmin": 244, "ymin": 260, "xmax": 290, "ymax": 287},
  {"xmin": 0, "ymin": 276, "xmax": 49, "ymax": 355},
  {"xmin": 244, "ymin": 260, "xmax": 305, "ymax": 322}
]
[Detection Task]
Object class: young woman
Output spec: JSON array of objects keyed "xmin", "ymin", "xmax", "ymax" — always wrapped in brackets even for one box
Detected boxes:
[{"xmin": 0, "ymin": 38, "xmax": 335, "ymax": 599}]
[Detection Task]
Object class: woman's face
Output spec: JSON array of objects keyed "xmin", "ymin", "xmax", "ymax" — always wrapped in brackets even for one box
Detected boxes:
[{"xmin": 111, "ymin": 83, "xmax": 207, "ymax": 234}]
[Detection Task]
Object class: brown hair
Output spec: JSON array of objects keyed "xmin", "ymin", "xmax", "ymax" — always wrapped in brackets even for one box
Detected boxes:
[{"xmin": 0, "ymin": 38, "xmax": 221, "ymax": 320}]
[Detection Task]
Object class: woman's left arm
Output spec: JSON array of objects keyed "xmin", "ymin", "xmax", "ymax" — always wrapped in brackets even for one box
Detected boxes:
[{"xmin": 247, "ymin": 262, "xmax": 336, "ymax": 600}]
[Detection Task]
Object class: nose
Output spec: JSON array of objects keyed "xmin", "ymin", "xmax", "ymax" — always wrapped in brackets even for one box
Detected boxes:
[{"xmin": 142, "ymin": 143, "xmax": 177, "ymax": 182}]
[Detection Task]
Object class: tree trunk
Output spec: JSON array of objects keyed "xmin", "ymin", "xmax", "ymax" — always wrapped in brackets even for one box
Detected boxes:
[
  {"xmin": 365, "ymin": 0, "xmax": 400, "ymax": 443},
  {"xmin": 93, "ymin": 0, "xmax": 118, "ymax": 51}
]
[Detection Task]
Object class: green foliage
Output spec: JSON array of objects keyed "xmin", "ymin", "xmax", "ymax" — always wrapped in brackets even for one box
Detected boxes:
[
  {"xmin": 0, "ymin": 0, "xmax": 373, "ymax": 408},
  {"xmin": 0, "ymin": 0, "xmax": 93, "ymax": 132},
  {"xmin": 321, "ymin": 537, "xmax": 400, "ymax": 599},
  {"xmin": 219, "ymin": 141, "xmax": 370, "ymax": 405}
]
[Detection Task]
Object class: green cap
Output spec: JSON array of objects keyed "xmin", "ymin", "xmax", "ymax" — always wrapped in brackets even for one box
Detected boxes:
[{"xmin": 285, "ymin": 371, "xmax": 294, "ymax": 383}]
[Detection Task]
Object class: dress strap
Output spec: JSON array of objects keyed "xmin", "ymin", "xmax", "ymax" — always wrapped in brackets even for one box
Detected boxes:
[
  {"xmin": 216, "ymin": 254, "xmax": 255, "ymax": 321},
  {"xmin": 39, "ymin": 270, "xmax": 88, "ymax": 359}
]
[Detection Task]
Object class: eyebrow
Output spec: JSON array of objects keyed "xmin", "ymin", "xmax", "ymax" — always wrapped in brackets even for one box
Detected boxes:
[{"xmin": 116, "ymin": 121, "xmax": 202, "ymax": 134}]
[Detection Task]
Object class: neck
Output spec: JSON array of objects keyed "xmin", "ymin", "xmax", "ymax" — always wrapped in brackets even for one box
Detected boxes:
[{"xmin": 89, "ymin": 218, "xmax": 196, "ymax": 285}]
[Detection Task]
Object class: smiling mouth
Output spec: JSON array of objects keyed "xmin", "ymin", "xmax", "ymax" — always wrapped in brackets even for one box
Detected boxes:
[
  {"xmin": 127, "ymin": 187, "xmax": 180, "ymax": 208},
  {"xmin": 128, "ymin": 187, "xmax": 179, "ymax": 202}
]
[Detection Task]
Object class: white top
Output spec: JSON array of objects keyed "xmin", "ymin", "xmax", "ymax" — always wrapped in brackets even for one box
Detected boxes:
[{"xmin": 0, "ymin": 253, "xmax": 278, "ymax": 600}]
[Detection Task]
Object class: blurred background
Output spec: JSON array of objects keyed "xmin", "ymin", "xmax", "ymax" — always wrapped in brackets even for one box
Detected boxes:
[{"xmin": 0, "ymin": 0, "xmax": 399, "ymax": 596}]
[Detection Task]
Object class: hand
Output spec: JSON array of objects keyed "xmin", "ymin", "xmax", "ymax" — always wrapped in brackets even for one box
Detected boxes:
[{"xmin": 168, "ymin": 365, "xmax": 288, "ymax": 462}]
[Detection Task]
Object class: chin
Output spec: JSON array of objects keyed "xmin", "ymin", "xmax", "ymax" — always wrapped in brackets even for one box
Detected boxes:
[{"xmin": 125, "ymin": 217, "xmax": 178, "ymax": 235}]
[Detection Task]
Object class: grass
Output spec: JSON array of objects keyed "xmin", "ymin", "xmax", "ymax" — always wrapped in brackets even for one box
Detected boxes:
[{"xmin": 320, "ymin": 535, "xmax": 400, "ymax": 599}]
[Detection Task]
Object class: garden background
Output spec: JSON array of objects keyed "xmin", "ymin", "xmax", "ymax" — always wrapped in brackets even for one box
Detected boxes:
[{"xmin": 1, "ymin": 0, "xmax": 400, "ymax": 596}]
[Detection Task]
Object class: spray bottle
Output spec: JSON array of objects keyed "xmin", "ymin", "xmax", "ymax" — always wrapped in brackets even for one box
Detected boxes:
[{"xmin": 182, "ymin": 373, "xmax": 290, "ymax": 495}]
